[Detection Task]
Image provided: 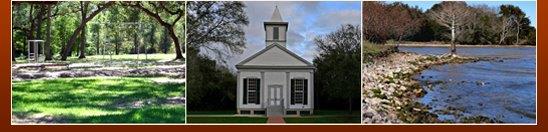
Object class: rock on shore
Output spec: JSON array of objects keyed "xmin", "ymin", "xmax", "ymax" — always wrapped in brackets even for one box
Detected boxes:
[{"xmin": 362, "ymin": 52, "xmax": 474, "ymax": 123}]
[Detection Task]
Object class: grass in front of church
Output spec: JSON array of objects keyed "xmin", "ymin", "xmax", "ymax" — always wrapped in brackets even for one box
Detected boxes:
[
  {"xmin": 12, "ymin": 77, "xmax": 185, "ymax": 123},
  {"xmin": 187, "ymin": 117, "xmax": 268, "ymax": 123},
  {"xmin": 284, "ymin": 110, "xmax": 361, "ymax": 123},
  {"xmin": 284, "ymin": 116, "xmax": 361, "ymax": 123},
  {"xmin": 186, "ymin": 110, "xmax": 360, "ymax": 123}
]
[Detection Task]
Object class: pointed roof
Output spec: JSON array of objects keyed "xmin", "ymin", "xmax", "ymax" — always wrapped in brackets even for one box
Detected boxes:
[
  {"xmin": 236, "ymin": 44, "xmax": 314, "ymax": 69},
  {"xmin": 269, "ymin": 6, "xmax": 284, "ymax": 22}
]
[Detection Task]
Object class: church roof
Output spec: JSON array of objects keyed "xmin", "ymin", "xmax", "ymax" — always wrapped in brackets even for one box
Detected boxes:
[
  {"xmin": 236, "ymin": 44, "xmax": 314, "ymax": 69},
  {"xmin": 269, "ymin": 6, "xmax": 284, "ymax": 22}
]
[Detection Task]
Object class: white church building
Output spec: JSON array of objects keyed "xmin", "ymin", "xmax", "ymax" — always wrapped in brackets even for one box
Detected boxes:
[{"xmin": 235, "ymin": 6, "xmax": 314, "ymax": 116}]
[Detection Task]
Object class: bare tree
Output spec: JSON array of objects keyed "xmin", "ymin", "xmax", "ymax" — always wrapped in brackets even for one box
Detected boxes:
[
  {"xmin": 388, "ymin": 2, "xmax": 421, "ymax": 50},
  {"xmin": 498, "ymin": 16, "xmax": 515, "ymax": 45},
  {"xmin": 427, "ymin": 1, "xmax": 472, "ymax": 55},
  {"xmin": 186, "ymin": 1, "xmax": 249, "ymax": 64},
  {"xmin": 362, "ymin": 1, "xmax": 391, "ymax": 43}
]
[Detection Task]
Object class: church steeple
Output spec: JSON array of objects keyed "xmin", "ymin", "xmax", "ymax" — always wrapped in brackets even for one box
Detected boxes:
[
  {"xmin": 270, "ymin": 6, "xmax": 283, "ymax": 22},
  {"xmin": 264, "ymin": 6, "xmax": 288, "ymax": 47}
]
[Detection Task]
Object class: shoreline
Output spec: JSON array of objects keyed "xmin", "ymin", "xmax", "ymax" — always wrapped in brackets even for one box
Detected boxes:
[
  {"xmin": 387, "ymin": 43, "xmax": 536, "ymax": 48},
  {"xmin": 362, "ymin": 52, "xmax": 495, "ymax": 123}
]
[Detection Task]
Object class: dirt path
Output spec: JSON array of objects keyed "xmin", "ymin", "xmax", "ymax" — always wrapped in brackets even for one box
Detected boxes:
[
  {"xmin": 267, "ymin": 116, "xmax": 285, "ymax": 124},
  {"xmin": 12, "ymin": 64, "xmax": 185, "ymax": 81}
]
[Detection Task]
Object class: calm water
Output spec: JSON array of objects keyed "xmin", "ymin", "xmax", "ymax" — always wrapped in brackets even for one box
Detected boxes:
[{"xmin": 401, "ymin": 47, "xmax": 536, "ymax": 123}]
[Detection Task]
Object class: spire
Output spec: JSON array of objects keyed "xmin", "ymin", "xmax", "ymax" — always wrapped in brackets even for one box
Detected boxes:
[{"xmin": 269, "ymin": 6, "xmax": 283, "ymax": 22}]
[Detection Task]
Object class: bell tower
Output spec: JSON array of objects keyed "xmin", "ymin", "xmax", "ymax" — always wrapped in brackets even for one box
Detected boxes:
[{"xmin": 264, "ymin": 6, "xmax": 288, "ymax": 47}]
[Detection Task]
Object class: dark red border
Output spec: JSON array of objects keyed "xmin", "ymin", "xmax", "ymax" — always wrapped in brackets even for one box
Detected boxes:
[{"xmin": 2, "ymin": 0, "xmax": 544, "ymax": 131}]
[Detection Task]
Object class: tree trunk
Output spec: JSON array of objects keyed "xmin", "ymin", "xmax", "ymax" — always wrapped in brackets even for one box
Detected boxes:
[
  {"xmin": 133, "ymin": 33, "xmax": 139, "ymax": 54},
  {"xmin": 450, "ymin": 20, "xmax": 456, "ymax": 55},
  {"xmin": 167, "ymin": 26, "xmax": 184, "ymax": 59},
  {"xmin": 78, "ymin": 2, "xmax": 88, "ymax": 59},
  {"xmin": 516, "ymin": 24, "xmax": 520, "ymax": 45},
  {"xmin": 61, "ymin": 2, "xmax": 113, "ymax": 61},
  {"xmin": 129, "ymin": 2, "xmax": 184, "ymax": 60},
  {"xmin": 27, "ymin": 5, "xmax": 34, "ymax": 58},
  {"xmin": 95, "ymin": 29, "xmax": 100, "ymax": 55},
  {"xmin": 161, "ymin": 29, "xmax": 169, "ymax": 54},
  {"xmin": 45, "ymin": 4, "xmax": 53, "ymax": 61},
  {"xmin": 348, "ymin": 97, "xmax": 353, "ymax": 114}
]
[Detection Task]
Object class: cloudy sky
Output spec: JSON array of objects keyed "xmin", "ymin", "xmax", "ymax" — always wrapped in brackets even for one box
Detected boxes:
[{"xmin": 226, "ymin": 1, "xmax": 361, "ymax": 71}]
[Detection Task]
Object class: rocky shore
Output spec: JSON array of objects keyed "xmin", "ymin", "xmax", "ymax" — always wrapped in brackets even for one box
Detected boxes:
[{"xmin": 362, "ymin": 52, "xmax": 478, "ymax": 123}]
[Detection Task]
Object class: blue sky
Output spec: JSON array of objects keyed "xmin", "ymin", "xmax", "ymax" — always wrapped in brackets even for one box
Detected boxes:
[
  {"xmin": 226, "ymin": 1, "xmax": 361, "ymax": 71},
  {"xmin": 389, "ymin": 1, "xmax": 537, "ymax": 27}
]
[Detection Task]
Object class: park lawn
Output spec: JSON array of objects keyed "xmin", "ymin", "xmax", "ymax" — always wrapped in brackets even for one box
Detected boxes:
[
  {"xmin": 187, "ymin": 117, "xmax": 268, "ymax": 123},
  {"xmin": 12, "ymin": 77, "xmax": 185, "ymax": 123}
]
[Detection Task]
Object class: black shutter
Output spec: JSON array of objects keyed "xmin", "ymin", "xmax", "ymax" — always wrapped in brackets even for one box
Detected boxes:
[
  {"xmin": 273, "ymin": 27, "xmax": 279, "ymax": 40},
  {"xmin": 290, "ymin": 79, "xmax": 295, "ymax": 105},
  {"xmin": 256, "ymin": 79, "xmax": 261, "ymax": 104},
  {"xmin": 303, "ymin": 79, "xmax": 308, "ymax": 105},
  {"xmin": 243, "ymin": 79, "xmax": 248, "ymax": 104}
]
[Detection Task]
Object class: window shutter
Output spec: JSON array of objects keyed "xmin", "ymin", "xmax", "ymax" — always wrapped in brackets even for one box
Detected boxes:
[
  {"xmin": 256, "ymin": 79, "xmax": 261, "ymax": 104},
  {"xmin": 273, "ymin": 27, "xmax": 279, "ymax": 40},
  {"xmin": 290, "ymin": 79, "xmax": 295, "ymax": 105},
  {"xmin": 243, "ymin": 79, "xmax": 248, "ymax": 104},
  {"xmin": 303, "ymin": 79, "xmax": 308, "ymax": 105}
]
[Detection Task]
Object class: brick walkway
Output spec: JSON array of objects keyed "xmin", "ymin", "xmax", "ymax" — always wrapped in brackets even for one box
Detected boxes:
[{"xmin": 267, "ymin": 116, "xmax": 285, "ymax": 123}]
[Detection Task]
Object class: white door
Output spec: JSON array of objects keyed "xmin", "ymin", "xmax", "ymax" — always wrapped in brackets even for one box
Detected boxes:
[{"xmin": 268, "ymin": 85, "xmax": 282, "ymax": 106}]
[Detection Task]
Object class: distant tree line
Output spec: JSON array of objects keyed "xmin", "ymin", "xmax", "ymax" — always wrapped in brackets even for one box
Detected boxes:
[
  {"xmin": 363, "ymin": 1, "xmax": 536, "ymax": 46},
  {"xmin": 11, "ymin": 1, "xmax": 185, "ymax": 61}
]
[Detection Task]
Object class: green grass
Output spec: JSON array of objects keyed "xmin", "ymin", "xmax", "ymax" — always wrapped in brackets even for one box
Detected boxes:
[
  {"xmin": 186, "ymin": 110, "xmax": 359, "ymax": 123},
  {"xmin": 363, "ymin": 41, "xmax": 396, "ymax": 63},
  {"xmin": 284, "ymin": 110, "xmax": 360, "ymax": 123},
  {"xmin": 312, "ymin": 110, "xmax": 361, "ymax": 116},
  {"xmin": 187, "ymin": 110, "xmax": 236, "ymax": 115},
  {"xmin": 187, "ymin": 117, "xmax": 267, "ymax": 123},
  {"xmin": 284, "ymin": 116, "xmax": 361, "ymax": 123},
  {"xmin": 12, "ymin": 77, "xmax": 185, "ymax": 123}
]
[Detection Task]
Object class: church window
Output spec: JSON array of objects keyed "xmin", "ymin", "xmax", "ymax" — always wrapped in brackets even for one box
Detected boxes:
[
  {"xmin": 291, "ymin": 78, "xmax": 308, "ymax": 105},
  {"xmin": 243, "ymin": 78, "xmax": 261, "ymax": 104}
]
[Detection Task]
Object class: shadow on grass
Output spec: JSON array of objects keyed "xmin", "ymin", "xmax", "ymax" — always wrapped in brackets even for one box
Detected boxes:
[
  {"xmin": 12, "ymin": 77, "xmax": 185, "ymax": 123},
  {"xmin": 69, "ymin": 106, "xmax": 185, "ymax": 123}
]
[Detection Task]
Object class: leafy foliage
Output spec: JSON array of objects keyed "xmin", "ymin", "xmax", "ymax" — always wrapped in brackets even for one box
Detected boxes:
[
  {"xmin": 186, "ymin": 1, "xmax": 249, "ymax": 111},
  {"xmin": 313, "ymin": 24, "xmax": 361, "ymax": 112},
  {"xmin": 11, "ymin": 1, "xmax": 185, "ymax": 61}
]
